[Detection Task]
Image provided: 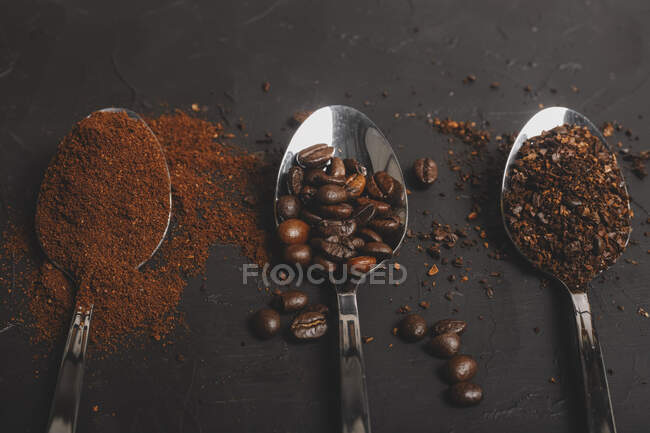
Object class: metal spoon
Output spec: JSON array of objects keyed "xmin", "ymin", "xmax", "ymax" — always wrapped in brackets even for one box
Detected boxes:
[
  {"xmin": 501, "ymin": 106, "xmax": 630, "ymax": 433},
  {"xmin": 37, "ymin": 108, "xmax": 172, "ymax": 433},
  {"xmin": 274, "ymin": 105, "xmax": 408, "ymax": 433}
]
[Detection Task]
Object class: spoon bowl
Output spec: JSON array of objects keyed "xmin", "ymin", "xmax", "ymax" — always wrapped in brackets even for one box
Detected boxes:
[
  {"xmin": 274, "ymin": 105, "xmax": 408, "ymax": 433},
  {"xmin": 500, "ymin": 106, "xmax": 628, "ymax": 433}
]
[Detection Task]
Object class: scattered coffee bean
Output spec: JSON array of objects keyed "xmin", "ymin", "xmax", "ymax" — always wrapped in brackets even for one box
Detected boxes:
[
  {"xmin": 446, "ymin": 354, "xmax": 478, "ymax": 383},
  {"xmin": 398, "ymin": 314, "xmax": 427, "ymax": 342},
  {"xmin": 277, "ymin": 218, "xmax": 310, "ymax": 244},
  {"xmin": 275, "ymin": 289, "xmax": 308, "ymax": 312},
  {"xmin": 433, "ymin": 319, "xmax": 467, "ymax": 335},
  {"xmin": 283, "ymin": 244, "xmax": 312, "ymax": 266},
  {"xmin": 251, "ymin": 308, "xmax": 281, "ymax": 339},
  {"xmin": 428, "ymin": 332, "xmax": 460, "ymax": 358},
  {"xmin": 413, "ymin": 158, "xmax": 438, "ymax": 185},
  {"xmin": 296, "ymin": 143, "xmax": 335, "ymax": 168},
  {"xmin": 347, "ymin": 256, "xmax": 377, "ymax": 274},
  {"xmin": 291, "ymin": 311, "xmax": 328, "ymax": 340},
  {"xmin": 449, "ymin": 382, "xmax": 483, "ymax": 406},
  {"xmin": 277, "ymin": 195, "xmax": 302, "ymax": 220}
]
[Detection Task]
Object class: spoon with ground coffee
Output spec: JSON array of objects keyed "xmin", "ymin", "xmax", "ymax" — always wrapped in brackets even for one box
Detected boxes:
[
  {"xmin": 36, "ymin": 108, "xmax": 172, "ymax": 433},
  {"xmin": 275, "ymin": 106, "xmax": 408, "ymax": 433},
  {"xmin": 501, "ymin": 107, "xmax": 632, "ymax": 433}
]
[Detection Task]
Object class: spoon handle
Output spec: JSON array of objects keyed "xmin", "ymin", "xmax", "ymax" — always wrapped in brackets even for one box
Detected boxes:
[
  {"xmin": 337, "ymin": 292, "xmax": 371, "ymax": 433},
  {"xmin": 570, "ymin": 291, "xmax": 617, "ymax": 433},
  {"xmin": 46, "ymin": 306, "xmax": 93, "ymax": 433}
]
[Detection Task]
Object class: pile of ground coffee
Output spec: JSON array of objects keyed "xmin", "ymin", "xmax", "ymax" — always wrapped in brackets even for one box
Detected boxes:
[
  {"xmin": 503, "ymin": 124, "xmax": 632, "ymax": 289},
  {"xmin": 0, "ymin": 110, "xmax": 273, "ymax": 350}
]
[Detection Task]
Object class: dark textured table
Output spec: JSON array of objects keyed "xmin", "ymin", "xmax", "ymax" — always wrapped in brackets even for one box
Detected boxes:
[{"xmin": 1, "ymin": 0, "xmax": 649, "ymax": 432}]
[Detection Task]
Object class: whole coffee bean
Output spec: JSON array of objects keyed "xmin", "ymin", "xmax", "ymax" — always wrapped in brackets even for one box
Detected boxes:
[
  {"xmin": 433, "ymin": 319, "xmax": 467, "ymax": 335},
  {"xmin": 368, "ymin": 215, "xmax": 401, "ymax": 235},
  {"xmin": 313, "ymin": 255, "xmax": 339, "ymax": 273},
  {"xmin": 328, "ymin": 157, "xmax": 346, "ymax": 177},
  {"xmin": 353, "ymin": 203, "xmax": 376, "ymax": 226},
  {"xmin": 305, "ymin": 168, "xmax": 345, "ymax": 186},
  {"xmin": 361, "ymin": 242, "xmax": 393, "ymax": 260},
  {"xmin": 387, "ymin": 180, "xmax": 406, "ymax": 208},
  {"xmin": 428, "ymin": 332, "xmax": 460, "ymax": 358},
  {"xmin": 300, "ymin": 208, "xmax": 323, "ymax": 225},
  {"xmin": 316, "ymin": 184, "xmax": 348, "ymax": 204},
  {"xmin": 290, "ymin": 311, "xmax": 328, "ymax": 340},
  {"xmin": 296, "ymin": 143, "xmax": 334, "ymax": 168},
  {"xmin": 277, "ymin": 218, "xmax": 310, "ymax": 244},
  {"xmin": 275, "ymin": 289, "xmax": 308, "ymax": 312},
  {"xmin": 277, "ymin": 195, "xmax": 302, "ymax": 220},
  {"xmin": 374, "ymin": 171, "xmax": 395, "ymax": 197},
  {"xmin": 283, "ymin": 244, "xmax": 312, "ymax": 266},
  {"xmin": 251, "ymin": 308, "xmax": 281, "ymax": 339},
  {"xmin": 446, "ymin": 354, "xmax": 478, "ymax": 383},
  {"xmin": 299, "ymin": 185, "xmax": 317, "ymax": 204},
  {"xmin": 318, "ymin": 203, "xmax": 354, "ymax": 219},
  {"xmin": 343, "ymin": 158, "xmax": 367, "ymax": 175},
  {"xmin": 316, "ymin": 219, "xmax": 357, "ymax": 238},
  {"xmin": 304, "ymin": 303, "xmax": 329, "ymax": 315},
  {"xmin": 312, "ymin": 236, "xmax": 356, "ymax": 261},
  {"xmin": 413, "ymin": 158, "xmax": 438, "ymax": 185},
  {"xmin": 286, "ymin": 166, "xmax": 304, "ymax": 195},
  {"xmin": 399, "ymin": 314, "xmax": 427, "ymax": 342},
  {"xmin": 344, "ymin": 173, "xmax": 367, "ymax": 199},
  {"xmin": 358, "ymin": 227, "xmax": 383, "ymax": 243},
  {"xmin": 449, "ymin": 382, "xmax": 483, "ymax": 406},
  {"xmin": 356, "ymin": 197, "xmax": 391, "ymax": 216},
  {"xmin": 347, "ymin": 256, "xmax": 376, "ymax": 274},
  {"xmin": 366, "ymin": 173, "xmax": 385, "ymax": 199}
]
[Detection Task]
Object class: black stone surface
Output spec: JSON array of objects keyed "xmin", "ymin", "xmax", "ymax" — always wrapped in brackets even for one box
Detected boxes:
[{"xmin": 1, "ymin": 0, "xmax": 649, "ymax": 432}]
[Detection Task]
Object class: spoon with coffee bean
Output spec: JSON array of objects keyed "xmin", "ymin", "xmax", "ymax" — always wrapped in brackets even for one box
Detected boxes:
[
  {"xmin": 36, "ymin": 108, "xmax": 172, "ymax": 433},
  {"xmin": 274, "ymin": 106, "xmax": 408, "ymax": 433},
  {"xmin": 501, "ymin": 107, "xmax": 632, "ymax": 433}
]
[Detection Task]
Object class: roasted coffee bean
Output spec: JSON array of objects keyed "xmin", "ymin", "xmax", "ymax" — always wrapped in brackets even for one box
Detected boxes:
[
  {"xmin": 353, "ymin": 203, "xmax": 376, "ymax": 226},
  {"xmin": 304, "ymin": 303, "xmax": 329, "ymax": 315},
  {"xmin": 361, "ymin": 242, "xmax": 393, "ymax": 260},
  {"xmin": 275, "ymin": 289, "xmax": 308, "ymax": 312},
  {"xmin": 449, "ymin": 382, "xmax": 483, "ymax": 406},
  {"xmin": 316, "ymin": 219, "xmax": 357, "ymax": 238},
  {"xmin": 251, "ymin": 308, "xmax": 281, "ymax": 339},
  {"xmin": 347, "ymin": 256, "xmax": 376, "ymax": 274},
  {"xmin": 318, "ymin": 203, "xmax": 354, "ymax": 219},
  {"xmin": 446, "ymin": 354, "xmax": 478, "ymax": 383},
  {"xmin": 344, "ymin": 173, "xmax": 366, "ymax": 199},
  {"xmin": 328, "ymin": 157, "xmax": 346, "ymax": 177},
  {"xmin": 283, "ymin": 244, "xmax": 312, "ymax": 266},
  {"xmin": 286, "ymin": 166, "xmax": 304, "ymax": 195},
  {"xmin": 358, "ymin": 227, "xmax": 383, "ymax": 243},
  {"xmin": 312, "ymin": 255, "xmax": 339, "ymax": 273},
  {"xmin": 387, "ymin": 180, "xmax": 406, "ymax": 208},
  {"xmin": 368, "ymin": 215, "xmax": 401, "ymax": 235},
  {"xmin": 343, "ymin": 158, "xmax": 367, "ymax": 175},
  {"xmin": 305, "ymin": 168, "xmax": 346, "ymax": 186},
  {"xmin": 374, "ymin": 171, "xmax": 395, "ymax": 197},
  {"xmin": 290, "ymin": 311, "xmax": 328, "ymax": 340},
  {"xmin": 433, "ymin": 319, "xmax": 467, "ymax": 335},
  {"xmin": 316, "ymin": 184, "xmax": 348, "ymax": 204},
  {"xmin": 296, "ymin": 143, "xmax": 334, "ymax": 168},
  {"xmin": 300, "ymin": 208, "xmax": 323, "ymax": 225},
  {"xmin": 356, "ymin": 197, "xmax": 391, "ymax": 216},
  {"xmin": 350, "ymin": 237, "xmax": 365, "ymax": 250},
  {"xmin": 399, "ymin": 314, "xmax": 427, "ymax": 342},
  {"xmin": 413, "ymin": 158, "xmax": 438, "ymax": 185},
  {"xmin": 277, "ymin": 218, "xmax": 310, "ymax": 244},
  {"xmin": 299, "ymin": 185, "xmax": 317, "ymax": 204},
  {"xmin": 427, "ymin": 332, "xmax": 460, "ymax": 358},
  {"xmin": 276, "ymin": 195, "xmax": 302, "ymax": 220},
  {"xmin": 366, "ymin": 173, "xmax": 385, "ymax": 199},
  {"xmin": 312, "ymin": 237, "xmax": 356, "ymax": 262}
]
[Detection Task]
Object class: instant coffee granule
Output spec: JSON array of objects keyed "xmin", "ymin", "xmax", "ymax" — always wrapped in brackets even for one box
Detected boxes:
[
  {"xmin": 503, "ymin": 124, "xmax": 632, "ymax": 289},
  {"xmin": 0, "ymin": 110, "xmax": 273, "ymax": 351}
]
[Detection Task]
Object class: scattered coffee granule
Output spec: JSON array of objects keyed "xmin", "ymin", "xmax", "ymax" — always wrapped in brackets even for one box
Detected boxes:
[{"xmin": 503, "ymin": 124, "xmax": 631, "ymax": 289}]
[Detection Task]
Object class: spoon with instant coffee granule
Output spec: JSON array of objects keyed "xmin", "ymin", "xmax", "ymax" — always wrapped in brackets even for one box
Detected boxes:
[
  {"xmin": 501, "ymin": 107, "xmax": 632, "ymax": 433},
  {"xmin": 275, "ymin": 106, "xmax": 408, "ymax": 433},
  {"xmin": 37, "ymin": 108, "xmax": 172, "ymax": 433}
]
